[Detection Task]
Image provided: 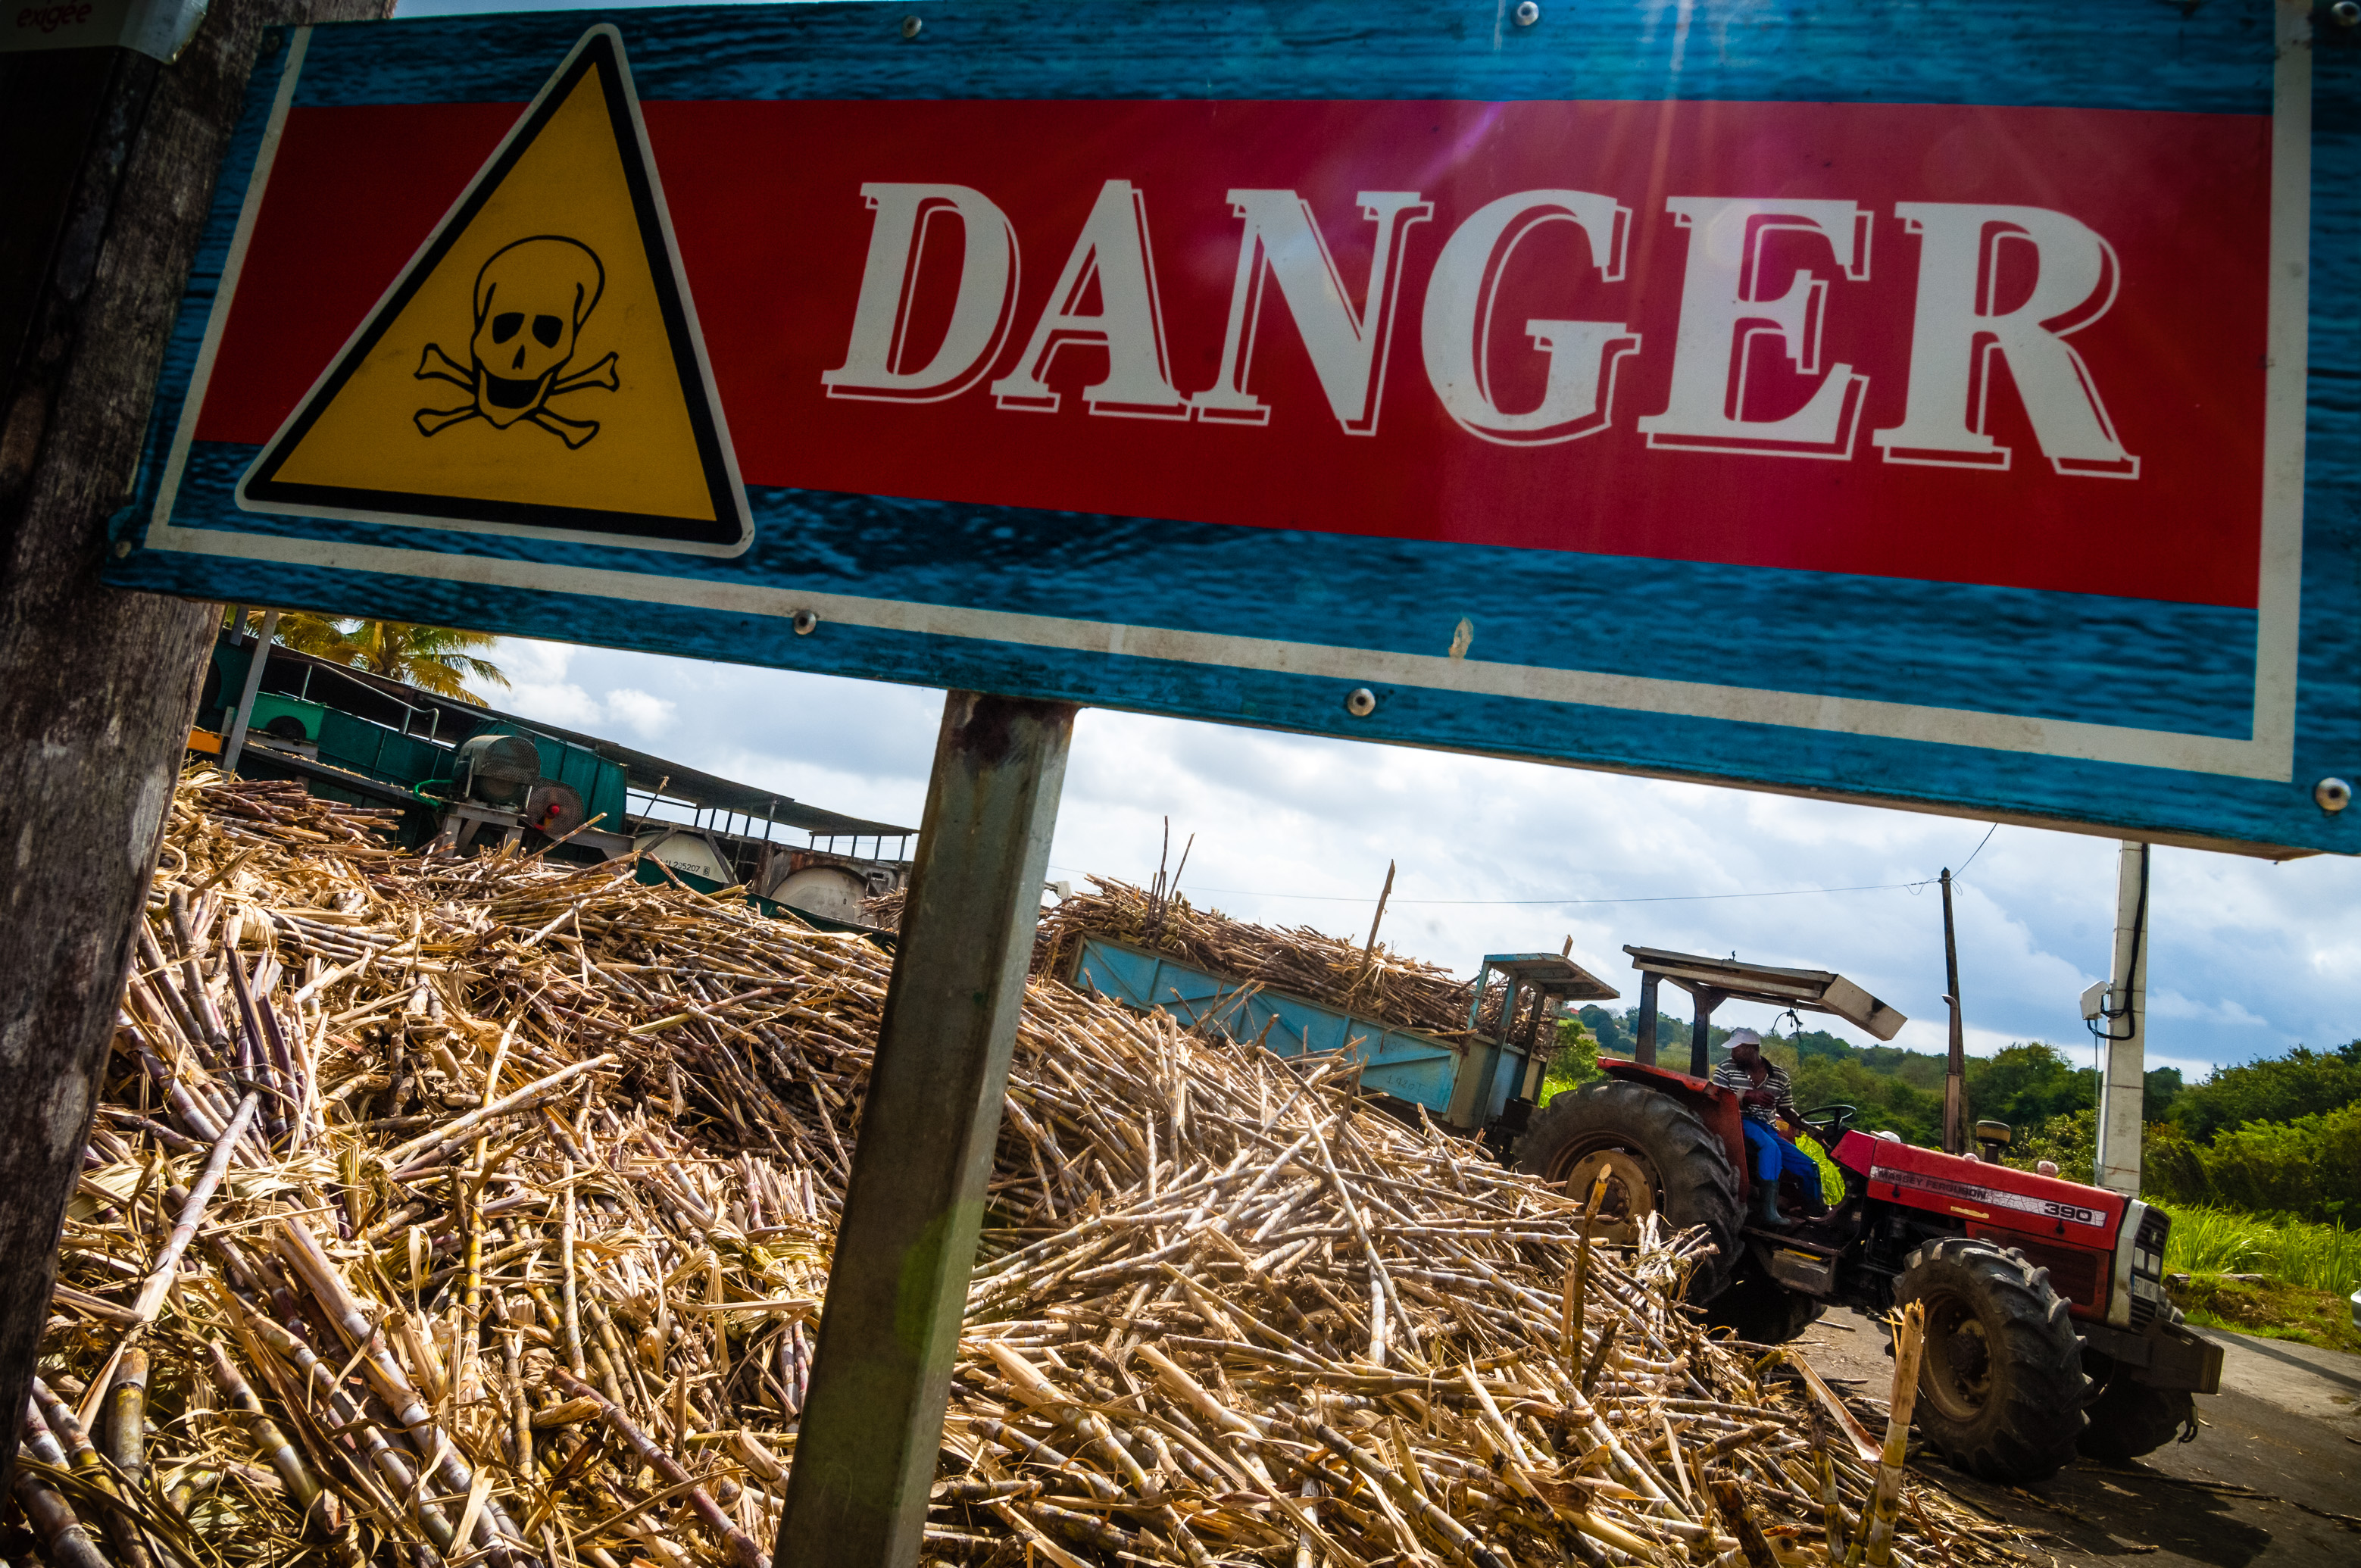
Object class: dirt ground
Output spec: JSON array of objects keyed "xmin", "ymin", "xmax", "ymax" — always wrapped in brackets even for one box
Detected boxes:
[{"xmin": 1791, "ymin": 1308, "xmax": 2361, "ymax": 1567}]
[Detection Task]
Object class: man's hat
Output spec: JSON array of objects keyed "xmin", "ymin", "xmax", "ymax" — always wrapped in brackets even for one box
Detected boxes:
[{"xmin": 1723, "ymin": 1027, "xmax": 1763, "ymax": 1050}]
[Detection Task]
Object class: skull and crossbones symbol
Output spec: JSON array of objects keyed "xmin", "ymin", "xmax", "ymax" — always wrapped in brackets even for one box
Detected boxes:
[{"xmin": 415, "ymin": 236, "xmax": 617, "ymax": 447}]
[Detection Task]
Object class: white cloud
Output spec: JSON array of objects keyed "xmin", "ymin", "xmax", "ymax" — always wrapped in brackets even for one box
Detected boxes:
[
  {"xmin": 497, "ymin": 643, "xmax": 682, "ymax": 743},
  {"xmin": 602, "ymin": 689, "xmax": 676, "ymax": 740},
  {"xmin": 2143, "ymin": 992, "xmax": 2272, "ymax": 1030},
  {"xmin": 482, "ymin": 639, "xmax": 2361, "ymax": 1076}
]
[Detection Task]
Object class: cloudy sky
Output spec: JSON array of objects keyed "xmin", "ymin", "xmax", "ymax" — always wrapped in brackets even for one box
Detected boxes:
[
  {"xmin": 492, "ymin": 639, "xmax": 2359, "ymax": 1084},
  {"xmin": 379, "ymin": 0, "xmax": 2356, "ymax": 1081}
]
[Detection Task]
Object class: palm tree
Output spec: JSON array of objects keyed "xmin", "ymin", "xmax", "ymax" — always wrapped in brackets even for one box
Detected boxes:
[
  {"xmin": 222, "ymin": 607, "xmax": 351, "ymax": 654},
  {"xmin": 223, "ymin": 608, "xmax": 509, "ymax": 704}
]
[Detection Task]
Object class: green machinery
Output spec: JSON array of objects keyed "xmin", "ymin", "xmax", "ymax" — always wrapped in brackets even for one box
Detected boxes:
[
  {"xmin": 196, "ymin": 632, "xmax": 913, "ymax": 929},
  {"xmin": 198, "ymin": 636, "xmax": 629, "ymax": 853}
]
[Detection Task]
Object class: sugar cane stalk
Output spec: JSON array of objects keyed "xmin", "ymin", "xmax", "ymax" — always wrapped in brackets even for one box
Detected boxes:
[
  {"xmin": 551, "ymin": 1368, "xmax": 768, "ymax": 1568},
  {"xmin": 129, "ymin": 1091, "xmax": 261, "ymax": 1325},
  {"xmin": 1563, "ymin": 1167, "xmax": 1608, "ymax": 1360},
  {"xmin": 17, "ymin": 1403, "xmax": 111, "ymax": 1568},
  {"xmin": 1852, "ymin": 1301, "xmax": 1928, "ymax": 1568}
]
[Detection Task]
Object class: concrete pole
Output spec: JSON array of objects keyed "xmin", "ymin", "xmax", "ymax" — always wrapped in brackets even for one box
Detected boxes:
[
  {"xmin": 2094, "ymin": 841, "xmax": 2150, "ymax": 1194},
  {"xmin": 1941, "ymin": 867, "xmax": 1965, "ymax": 1155}
]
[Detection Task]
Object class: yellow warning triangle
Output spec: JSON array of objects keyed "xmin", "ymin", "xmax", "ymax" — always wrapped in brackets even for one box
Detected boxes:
[{"xmin": 240, "ymin": 26, "xmax": 751, "ymax": 555}]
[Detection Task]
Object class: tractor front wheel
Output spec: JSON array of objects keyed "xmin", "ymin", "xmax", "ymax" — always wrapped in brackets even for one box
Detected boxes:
[
  {"xmin": 1895, "ymin": 1238, "xmax": 2088, "ymax": 1482},
  {"xmin": 2077, "ymin": 1357, "xmax": 2197, "ymax": 1463},
  {"xmin": 1516, "ymin": 1079, "xmax": 1744, "ymax": 1301}
]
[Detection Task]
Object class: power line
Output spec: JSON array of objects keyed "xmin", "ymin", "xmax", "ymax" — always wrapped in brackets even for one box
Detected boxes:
[
  {"xmin": 1049, "ymin": 823, "xmax": 2001, "ymax": 912},
  {"xmin": 1051, "ymin": 867, "xmax": 1925, "ymax": 907},
  {"xmin": 1953, "ymin": 822, "xmax": 2000, "ymax": 879}
]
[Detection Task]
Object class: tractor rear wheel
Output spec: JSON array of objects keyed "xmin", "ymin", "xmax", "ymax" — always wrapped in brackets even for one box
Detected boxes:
[
  {"xmin": 1516, "ymin": 1080, "xmax": 1744, "ymax": 1301},
  {"xmin": 2076, "ymin": 1357, "xmax": 2196, "ymax": 1463},
  {"xmin": 1895, "ymin": 1238, "xmax": 2088, "ymax": 1482}
]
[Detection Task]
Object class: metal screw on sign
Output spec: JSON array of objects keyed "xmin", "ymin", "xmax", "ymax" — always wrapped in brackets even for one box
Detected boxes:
[
  {"xmin": 901, "ymin": 14, "xmax": 923, "ymax": 38},
  {"xmin": 2317, "ymin": 777, "xmax": 2353, "ymax": 814},
  {"xmin": 1345, "ymin": 688, "xmax": 1378, "ymax": 717},
  {"xmin": 1515, "ymin": 2, "xmax": 1541, "ymax": 24},
  {"xmin": 2332, "ymin": 1, "xmax": 2360, "ymax": 27},
  {"xmin": 792, "ymin": 610, "xmax": 820, "ymax": 636},
  {"xmin": 112, "ymin": 539, "xmax": 132, "ymax": 558}
]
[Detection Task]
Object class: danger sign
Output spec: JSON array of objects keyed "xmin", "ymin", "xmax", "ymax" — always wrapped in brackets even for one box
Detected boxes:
[
  {"xmin": 239, "ymin": 30, "xmax": 748, "ymax": 552},
  {"xmin": 110, "ymin": 1, "xmax": 2358, "ymax": 857}
]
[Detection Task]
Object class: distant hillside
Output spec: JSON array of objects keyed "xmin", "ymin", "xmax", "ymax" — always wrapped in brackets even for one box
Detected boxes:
[
  {"xmin": 1569, "ymin": 1007, "xmax": 2360, "ymax": 1222},
  {"xmin": 1572, "ymin": 1004, "xmax": 2178, "ymax": 1147}
]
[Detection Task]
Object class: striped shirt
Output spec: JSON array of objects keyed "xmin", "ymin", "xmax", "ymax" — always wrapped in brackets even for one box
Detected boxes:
[{"xmin": 1711, "ymin": 1057, "xmax": 1797, "ymax": 1127}]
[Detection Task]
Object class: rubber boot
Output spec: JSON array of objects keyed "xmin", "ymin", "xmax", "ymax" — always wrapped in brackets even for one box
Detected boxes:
[
  {"xmin": 1788, "ymin": 1175, "xmax": 1829, "ymax": 1219},
  {"xmin": 1753, "ymin": 1183, "xmax": 1792, "ymax": 1229}
]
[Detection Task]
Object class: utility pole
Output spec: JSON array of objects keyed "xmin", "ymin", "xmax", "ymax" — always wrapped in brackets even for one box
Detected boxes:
[
  {"xmin": 2094, "ymin": 841, "xmax": 2150, "ymax": 1194},
  {"xmin": 0, "ymin": 0, "xmax": 392, "ymax": 1486},
  {"xmin": 1941, "ymin": 867, "xmax": 1965, "ymax": 1154}
]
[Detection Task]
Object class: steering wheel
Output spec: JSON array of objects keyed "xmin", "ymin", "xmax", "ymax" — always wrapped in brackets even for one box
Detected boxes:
[{"xmin": 1797, "ymin": 1104, "xmax": 1858, "ymax": 1142}]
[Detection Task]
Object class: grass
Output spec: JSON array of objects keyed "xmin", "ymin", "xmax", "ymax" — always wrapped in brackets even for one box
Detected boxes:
[
  {"xmin": 2153, "ymin": 1202, "xmax": 2361, "ymax": 1356},
  {"xmin": 2154, "ymin": 1202, "xmax": 2361, "ymax": 1295},
  {"xmin": 2165, "ymin": 1274, "xmax": 2361, "ymax": 1356}
]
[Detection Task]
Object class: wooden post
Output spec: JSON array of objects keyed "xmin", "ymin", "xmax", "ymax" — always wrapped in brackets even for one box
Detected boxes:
[
  {"xmin": 1634, "ymin": 973, "xmax": 1659, "ymax": 1066},
  {"xmin": 1359, "ymin": 859, "xmax": 1395, "ymax": 966},
  {"xmin": 0, "ymin": 0, "xmax": 392, "ymax": 1488},
  {"xmin": 1940, "ymin": 867, "xmax": 1965, "ymax": 1155},
  {"xmin": 776, "ymin": 691, "xmax": 1075, "ymax": 1568}
]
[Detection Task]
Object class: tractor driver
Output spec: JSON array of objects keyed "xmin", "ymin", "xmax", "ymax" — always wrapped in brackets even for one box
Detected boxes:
[{"xmin": 1710, "ymin": 1029, "xmax": 1825, "ymax": 1229}]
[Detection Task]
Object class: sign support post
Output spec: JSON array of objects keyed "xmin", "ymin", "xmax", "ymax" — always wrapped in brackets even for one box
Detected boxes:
[{"xmin": 777, "ymin": 691, "xmax": 1075, "ymax": 1568}]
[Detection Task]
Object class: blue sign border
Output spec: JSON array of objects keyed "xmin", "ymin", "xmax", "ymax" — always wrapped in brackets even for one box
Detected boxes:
[{"xmin": 108, "ymin": 1, "xmax": 2359, "ymax": 856}]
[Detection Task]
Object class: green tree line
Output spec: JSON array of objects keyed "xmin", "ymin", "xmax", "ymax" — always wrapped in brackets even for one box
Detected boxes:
[
  {"xmin": 1551, "ymin": 1007, "xmax": 2360, "ymax": 1224},
  {"xmin": 1566, "ymin": 1005, "xmax": 2175, "ymax": 1140}
]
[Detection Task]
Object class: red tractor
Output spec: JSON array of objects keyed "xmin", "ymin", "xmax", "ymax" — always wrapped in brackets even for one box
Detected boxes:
[{"xmin": 1516, "ymin": 948, "xmax": 2222, "ymax": 1485}]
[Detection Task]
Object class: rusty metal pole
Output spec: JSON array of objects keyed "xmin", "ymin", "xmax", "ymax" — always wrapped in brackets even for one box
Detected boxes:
[
  {"xmin": 1688, "ymin": 987, "xmax": 1721, "ymax": 1078},
  {"xmin": 776, "ymin": 691, "xmax": 1075, "ymax": 1568},
  {"xmin": 219, "ymin": 608, "xmax": 280, "ymax": 773},
  {"xmin": 1941, "ymin": 868, "xmax": 1966, "ymax": 1154},
  {"xmin": 1633, "ymin": 972, "xmax": 1659, "ymax": 1066}
]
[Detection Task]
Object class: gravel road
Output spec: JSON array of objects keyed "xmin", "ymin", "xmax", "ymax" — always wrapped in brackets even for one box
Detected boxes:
[{"xmin": 1791, "ymin": 1308, "xmax": 2360, "ymax": 1568}]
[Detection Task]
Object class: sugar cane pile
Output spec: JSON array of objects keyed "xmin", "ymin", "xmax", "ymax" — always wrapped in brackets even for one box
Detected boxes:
[
  {"xmin": 1029, "ymin": 879, "xmax": 1504, "ymax": 1040},
  {"xmin": 29, "ymin": 770, "xmax": 2019, "ymax": 1568}
]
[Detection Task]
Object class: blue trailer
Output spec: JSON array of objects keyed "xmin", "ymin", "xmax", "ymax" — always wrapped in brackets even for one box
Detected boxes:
[{"xmin": 1067, "ymin": 936, "xmax": 1617, "ymax": 1138}]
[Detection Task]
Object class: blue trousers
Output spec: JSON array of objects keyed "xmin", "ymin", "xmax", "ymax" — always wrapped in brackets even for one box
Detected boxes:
[{"xmin": 1743, "ymin": 1120, "xmax": 1820, "ymax": 1187}]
